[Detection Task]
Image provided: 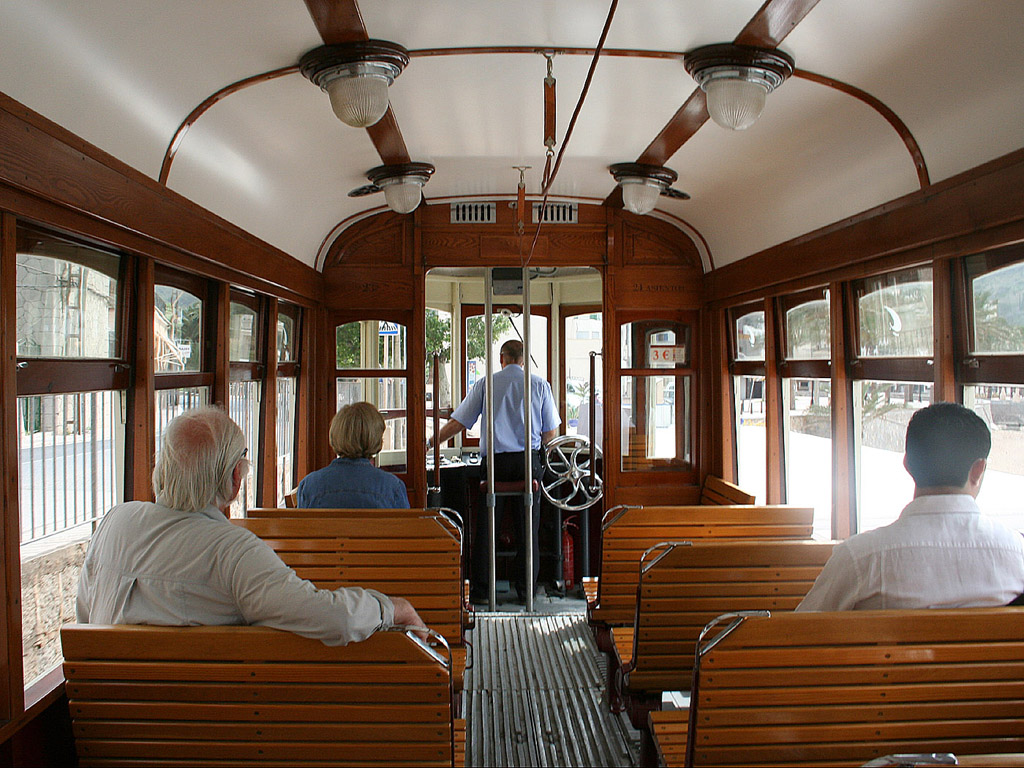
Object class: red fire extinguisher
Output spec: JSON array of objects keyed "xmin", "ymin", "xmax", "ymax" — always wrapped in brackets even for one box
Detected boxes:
[{"xmin": 562, "ymin": 516, "xmax": 578, "ymax": 589}]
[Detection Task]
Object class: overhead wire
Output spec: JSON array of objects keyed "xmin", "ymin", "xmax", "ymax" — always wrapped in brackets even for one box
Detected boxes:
[{"xmin": 522, "ymin": 0, "xmax": 619, "ymax": 267}]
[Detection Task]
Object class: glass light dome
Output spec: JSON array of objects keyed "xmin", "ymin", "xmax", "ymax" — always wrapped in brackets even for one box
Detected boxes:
[
  {"xmin": 704, "ymin": 77, "xmax": 768, "ymax": 131},
  {"xmin": 620, "ymin": 177, "xmax": 663, "ymax": 215},
  {"xmin": 380, "ymin": 177, "xmax": 424, "ymax": 214},
  {"xmin": 326, "ymin": 70, "xmax": 392, "ymax": 128}
]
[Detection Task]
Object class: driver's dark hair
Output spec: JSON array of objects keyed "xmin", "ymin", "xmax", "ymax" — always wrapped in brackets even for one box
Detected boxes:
[
  {"xmin": 904, "ymin": 402, "xmax": 990, "ymax": 488},
  {"xmin": 500, "ymin": 339, "xmax": 524, "ymax": 363}
]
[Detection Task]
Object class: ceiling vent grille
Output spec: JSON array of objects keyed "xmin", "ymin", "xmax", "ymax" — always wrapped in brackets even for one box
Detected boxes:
[
  {"xmin": 450, "ymin": 202, "xmax": 497, "ymax": 223},
  {"xmin": 532, "ymin": 202, "xmax": 578, "ymax": 223}
]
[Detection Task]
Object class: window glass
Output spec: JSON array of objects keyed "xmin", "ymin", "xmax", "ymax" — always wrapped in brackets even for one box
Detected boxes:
[
  {"xmin": 16, "ymin": 236, "xmax": 120, "ymax": 359},
  {"xmin": 425, "ymin": 309, "xmax": 453, "ymax": 446},
  {"xmin": 968, "ymin": 256, "xmax": 1024, "ymax": 355},
  {"xmin": 277, "ymin": 305, "xmax": 298, "ymax": 363},
  {"xmin": 336, "ymin": 321, "xmax": 407, "ymax": 369},
  {"xmin": 155, "ymin": 387, "xmax": 210, "ymax": 450},
  {"xmin": 785, "ymin": 294, "xmax": 831, "ymax": 360},
  {"xmin": 784, "ymin": 378, "xmax": 832, "ymax": 538},
  {"xmin": 620, "ymin": 375, "xmax": 691, "ymax": 471},
  {"xmin": 620, "ymin": 321, "xmax": 690, "ymax": 369},
  {"xmin": 734, "ymin": 375, "xmax": 766, "ymax": 503},
  {"xmin": 19, "ymin": 390, "xmax": 125, "ymax": 688},
  {"xmin": 734, "ymin": 310, "xmax": 765, "ymax": 361},
  {"xmin": 336, "ymin": 377, "xmax": 408, "ymax": 470},
  {"xmin": 855, "ymin": 380, "xmax": 933, "ymax": 532},
  {"xmin": 964, "ymin": 384, "xmax": 1024, "ymax": 531},
  {"xmin": 856, "ymin": 267, "xmax": 933, "ymax": 357},
  {"xmin": 229, "ymin": 301, "xmax": 258, "ymax": 363},
  {"xmin": 154, "ymin": 286, "xmax": 202, "ymax": 372},
  {"xmin": 566, "ymin": 313, "xmax": 603, "ymax": 439},
  {"xmin": 276, "ymin": 376, "xmax": 298, "ymax": 505},
  {"xmin": 228, "ymin": 380, "xmax": 261, "ymax": 517},
  {"xmin": 464, "ymin": 313, "xmax": 548, "ymax": 439}
]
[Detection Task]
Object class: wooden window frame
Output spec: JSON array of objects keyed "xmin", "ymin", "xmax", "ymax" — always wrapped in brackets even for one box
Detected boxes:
[
  {"xmin": 559, "ymin": 304, "xmax": 603, "ymax": 436},
  {"xmin": 959, "ymin": 243, "xmax": 1024, "ymax": 385},
  {"xmin": 153, "ymin": 265, "xmax": 217, "ymax": 392}
]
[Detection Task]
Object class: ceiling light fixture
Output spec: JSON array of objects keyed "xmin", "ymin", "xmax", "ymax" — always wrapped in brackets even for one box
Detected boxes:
[
  {"xmin": 609, "ymin": 163, "xmax": 685, "ymax": 215},
  {"xmin": 361, "ymin": 162, "xmax": 435, "ymax": 214},
  {"xmin": 300, "ymin": 41, "xmax": 409, "ymax": 128},
  {"xmin": 684, "ymin": 43, "xmax": 794, "ymax": 131}
]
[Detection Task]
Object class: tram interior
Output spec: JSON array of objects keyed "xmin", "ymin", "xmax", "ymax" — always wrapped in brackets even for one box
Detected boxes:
[{"xmin": 2, "ymin": 1, "xmax": 1024, "ymax": 766}]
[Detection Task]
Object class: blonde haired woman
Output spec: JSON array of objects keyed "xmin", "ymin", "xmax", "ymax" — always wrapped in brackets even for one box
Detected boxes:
[{"xmin": 296, "ymin": 402, "xmax": 410, "ymax": 509}]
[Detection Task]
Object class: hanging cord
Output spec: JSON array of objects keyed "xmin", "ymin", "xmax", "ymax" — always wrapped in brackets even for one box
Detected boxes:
[{"xmin": 523, "ymin": 0, "xmax": 619, "ymax": 267}]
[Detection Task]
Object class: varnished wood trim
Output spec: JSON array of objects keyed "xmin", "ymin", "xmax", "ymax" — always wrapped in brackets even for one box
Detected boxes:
[
  {"xmin": 1, "ymin": 212, "xmax": 20, "ymax": 718},
  {"xmin": 734, "ymin": 0, "xmax": 821, "ymax": 48},
  {"xmin": 365, "ymin": 107, "xmax": 412, "ymax": 165},
  {"xmin": 260, "ymin": 298, "xmax": 279, "ymax": 507},
  {"xmin": 763, "ymin": 297, "xmax": 784, "ymax": 504},
  {"xmin": 794, "ymin": 69, "xmax": 929, "ymax": 188},
  {"xmin": 303, "ymin": 0, "xmax": 368, "ymax": 44},
  {"xmin": 636, "ymin": 89, "xmax": 708, "ymax": 169},
  {"xmin": 213, "ymin": 283, "xmax": 230, "ymax": 408},
  {"xmin": 158, "ymin": 66, "xmax": 298, "ymax": 185},
  {"xmin": 932, "ymin": 258, "xmax": 957, "ymax": 402},
  {"xmin": 128, "ymin": 257, "xmax": 155, "ymax": 501},
  {"xmin": 15, "ymin": 360, "xmax": 129, "ymax": 396},
  {"xmin": 829, "ymin": 282, "xmax": 853, "ymax": 539}
]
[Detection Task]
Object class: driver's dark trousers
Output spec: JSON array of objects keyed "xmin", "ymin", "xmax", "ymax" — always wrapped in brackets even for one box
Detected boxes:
[{"xmin": 472, "ymin": 451, "xmax": 544, "ymax": 600}]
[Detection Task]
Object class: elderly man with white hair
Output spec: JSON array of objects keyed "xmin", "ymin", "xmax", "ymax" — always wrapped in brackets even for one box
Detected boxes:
[{"xmin": 77, "ymin": 406, "xmax": 424, "ymax": 645}]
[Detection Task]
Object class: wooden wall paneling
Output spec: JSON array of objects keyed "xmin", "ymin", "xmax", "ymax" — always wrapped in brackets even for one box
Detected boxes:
[
  {"xmin": 315, "ymin": 306, "xmax": 334, "ymax": 473},
  {"xmin": 127, "ymin": 256, "xmax": 155, "ymax": 502},
  {"xmin": 322, "ymin": 266, "xmax": 415, "ymax": 312},
  {"xmin": 0, "ymin": 95, "xmax": 320, "ymax": 303},
  {"xmin": 763, "ymin": 297, "xmax": 784, "ymax": 504},
  {"xmin": 830, "ymin": 282, "xmax": 853, "ymax": 540},
  {"xmin": 710, "ymin": 307, "xmax": 735, "ymax": 482},
  {"xmin": 260, "ymin": 298, "xmax": 279, "ymax": 507},
  {"xmin": 705, "ymin": 148, "xmax": 1024, "ymax": 305},
  {"xmin": 408, "ymin": 212, "xmax": 426, "ymax": 508},
  {"xmin": 932, "ymin": 257, "xmax": 957, "ymax": 403},
  {"xmin": 213, "ymin": 282, "xmax": 230, "ymax": 408},
  {"xmin": 1, "ymin": 212, "xmax": 20, "ymax": 719},
  {"xmin": 294, "ymin": 304, "xmax": 318, "ymax": 494}
]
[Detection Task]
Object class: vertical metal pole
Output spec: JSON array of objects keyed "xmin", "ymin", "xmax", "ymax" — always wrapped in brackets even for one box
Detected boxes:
[
  {"xmin": 484, "ymin": 270, "xmax": 497, "ymax": 611},
  {"xmin": 584, "ymin": 351, "xmax": 601, "ymax": 578},
  {"xmin": 522, "ymin": 266, "xmax": 534, "ymax": 612}
]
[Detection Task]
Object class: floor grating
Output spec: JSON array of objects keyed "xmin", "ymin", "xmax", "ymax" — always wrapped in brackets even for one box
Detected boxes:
[{"xmin": 463, "ymin": 611, "xmax": 638, "ymax": 767}]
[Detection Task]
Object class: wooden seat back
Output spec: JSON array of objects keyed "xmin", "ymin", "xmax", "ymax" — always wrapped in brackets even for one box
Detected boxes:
[
  {"xmin": 621, "ymin": 540, "xmax": 835, "ymax": 693},
  {"xmin": 62, "ymin": 624, "xmax": 457, "ymax": 767},
  {"xmin": 677, "ymin": 607, "xmax": 1024, "ymax": 767},
  {"xmin": 699, "ymin": 475, "xmax": 755, "ymax": 505},
  {"xmin": 591, "ymin": 505, "xmax": 814, "ymax": 626},
  {"xmin": 234, "ymin": 515, "xmax": 463, "ymax": 644},
  {"xmin": 248, "ymin": 505, "xmax": 465, "ymax": 530}
]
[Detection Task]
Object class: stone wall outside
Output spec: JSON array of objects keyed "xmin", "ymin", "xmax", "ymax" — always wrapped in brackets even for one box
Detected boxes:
[{"xmin": 21, "ymin": 541, "xmax": 87, "ymax": 686}]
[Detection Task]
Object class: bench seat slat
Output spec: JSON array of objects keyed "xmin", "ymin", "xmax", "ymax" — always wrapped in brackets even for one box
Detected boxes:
[
  {"xmin": 75, "ymin": 722, "xmax": 451, "ymax": 741},
  {"xmin": 71, "ymin": 702, "xmax": 451, "ymax": 722},
  {"xmin": 76, "ymin": 739, "xmax": 451, "ymax": 761},
  {"xmin": 701, "ymin": 699, "xmax": 1024, "ymax": 727},
  {"xmin": 65, "ymin": 661, "xmax": 448, "ymax": 684},
  {"xmin": 67, "ymin": 681, "xmax": 450, "ymax": 704}
]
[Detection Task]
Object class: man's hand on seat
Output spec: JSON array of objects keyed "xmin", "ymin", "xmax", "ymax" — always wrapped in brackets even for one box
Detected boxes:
[{"xmin": 393, "ymin": 597, "xmax": 429, "ymax": 639}]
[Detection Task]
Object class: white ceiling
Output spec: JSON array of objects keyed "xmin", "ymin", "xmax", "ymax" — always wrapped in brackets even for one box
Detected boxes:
[{"xmin": 1, "ymin": 1, "xmax": 1022, "ymax": 269}]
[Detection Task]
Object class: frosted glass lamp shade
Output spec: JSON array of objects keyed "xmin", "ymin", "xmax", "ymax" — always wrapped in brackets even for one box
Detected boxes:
[
  {"xmin": 620, "ymin": 178, "xmax": 663, "ymax": 215},
  {"xmin": 704, "ymin": 77, "xmax": 768, "ymax": 131},
  {"xmin": 381, "ymin": 178, "xmax": 423, "ymax": 214},
  {"xmin": 326, "ymin": 73, "xmax": 391, "ymax": 128}
]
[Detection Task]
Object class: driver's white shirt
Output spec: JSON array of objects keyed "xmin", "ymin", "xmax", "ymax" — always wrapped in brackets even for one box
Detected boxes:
[{"xmin": 450, "ymin": 364, "xmax": 560, "ymax": 455}]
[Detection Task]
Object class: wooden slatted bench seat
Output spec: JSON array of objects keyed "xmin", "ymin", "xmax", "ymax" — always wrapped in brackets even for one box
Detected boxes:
[
  {"xmin": 234, "ymin": 515, "xmax": 468, "ymax": 694},
  {"xmin": 649, "ymin": 607, "xmax": 1024, "ymax": 768},
  {"xmin": 588, "ymin": 505, "xmax": 814, "ymax": 634},
  {"xmin": 62, "ymin": 624, "xmax": 462, "ymax": 767},
  {"xmin": 611, "ymin": 540, "xmax": 835, "ymax": 743},
  {"xmin": 699, "ymin": 476, "xmax": 755, "ymax": 506}
]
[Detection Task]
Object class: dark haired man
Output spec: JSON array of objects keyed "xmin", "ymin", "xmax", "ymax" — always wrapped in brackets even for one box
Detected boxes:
[
  {"xmin": 797, "ymin": 402, "xmax": 1024, "ymax": 611},
  {"xmin": 428, "ymin": 339, "xmax": 560, "ymax": 602}
]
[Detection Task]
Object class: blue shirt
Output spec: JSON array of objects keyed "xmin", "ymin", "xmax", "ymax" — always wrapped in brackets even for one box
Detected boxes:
[
  {"xmin": 297, "ymin": 457, "xmax": 410, "ymax": 509},
  {"xmin": 450, "ymin": 364, "xmax": 560, "ymax": 456}
]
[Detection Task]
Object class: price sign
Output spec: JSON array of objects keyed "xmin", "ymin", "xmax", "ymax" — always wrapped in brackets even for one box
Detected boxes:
[{"xmin": 648, "ymin": 345, "xmax": 689, "ymax": 367}]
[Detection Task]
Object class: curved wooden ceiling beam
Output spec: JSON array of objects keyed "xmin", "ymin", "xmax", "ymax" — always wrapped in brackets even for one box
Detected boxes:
[
  {"xmin": 793, "ymin": 69, "xmax": 930, "ymax": 188},
  {"xmin": 159, "ymin": 66, "xmax": 299, "ymax": 185},
  {"xmin": 606, "ymin": 0, "xmax": 820, "ymax": 205}
]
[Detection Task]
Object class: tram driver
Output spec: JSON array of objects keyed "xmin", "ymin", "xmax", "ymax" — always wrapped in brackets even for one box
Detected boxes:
[
  {"xmin": 428, "ymin": 339, "xmax": 560, "ymax": 603},
  {"xmin": 798, "ymin": 402, "xmax": 1024, "ymax": 611},
  {"xmin": 77, "ymin": 406, "xmax": 426, "ymax": 644}
]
